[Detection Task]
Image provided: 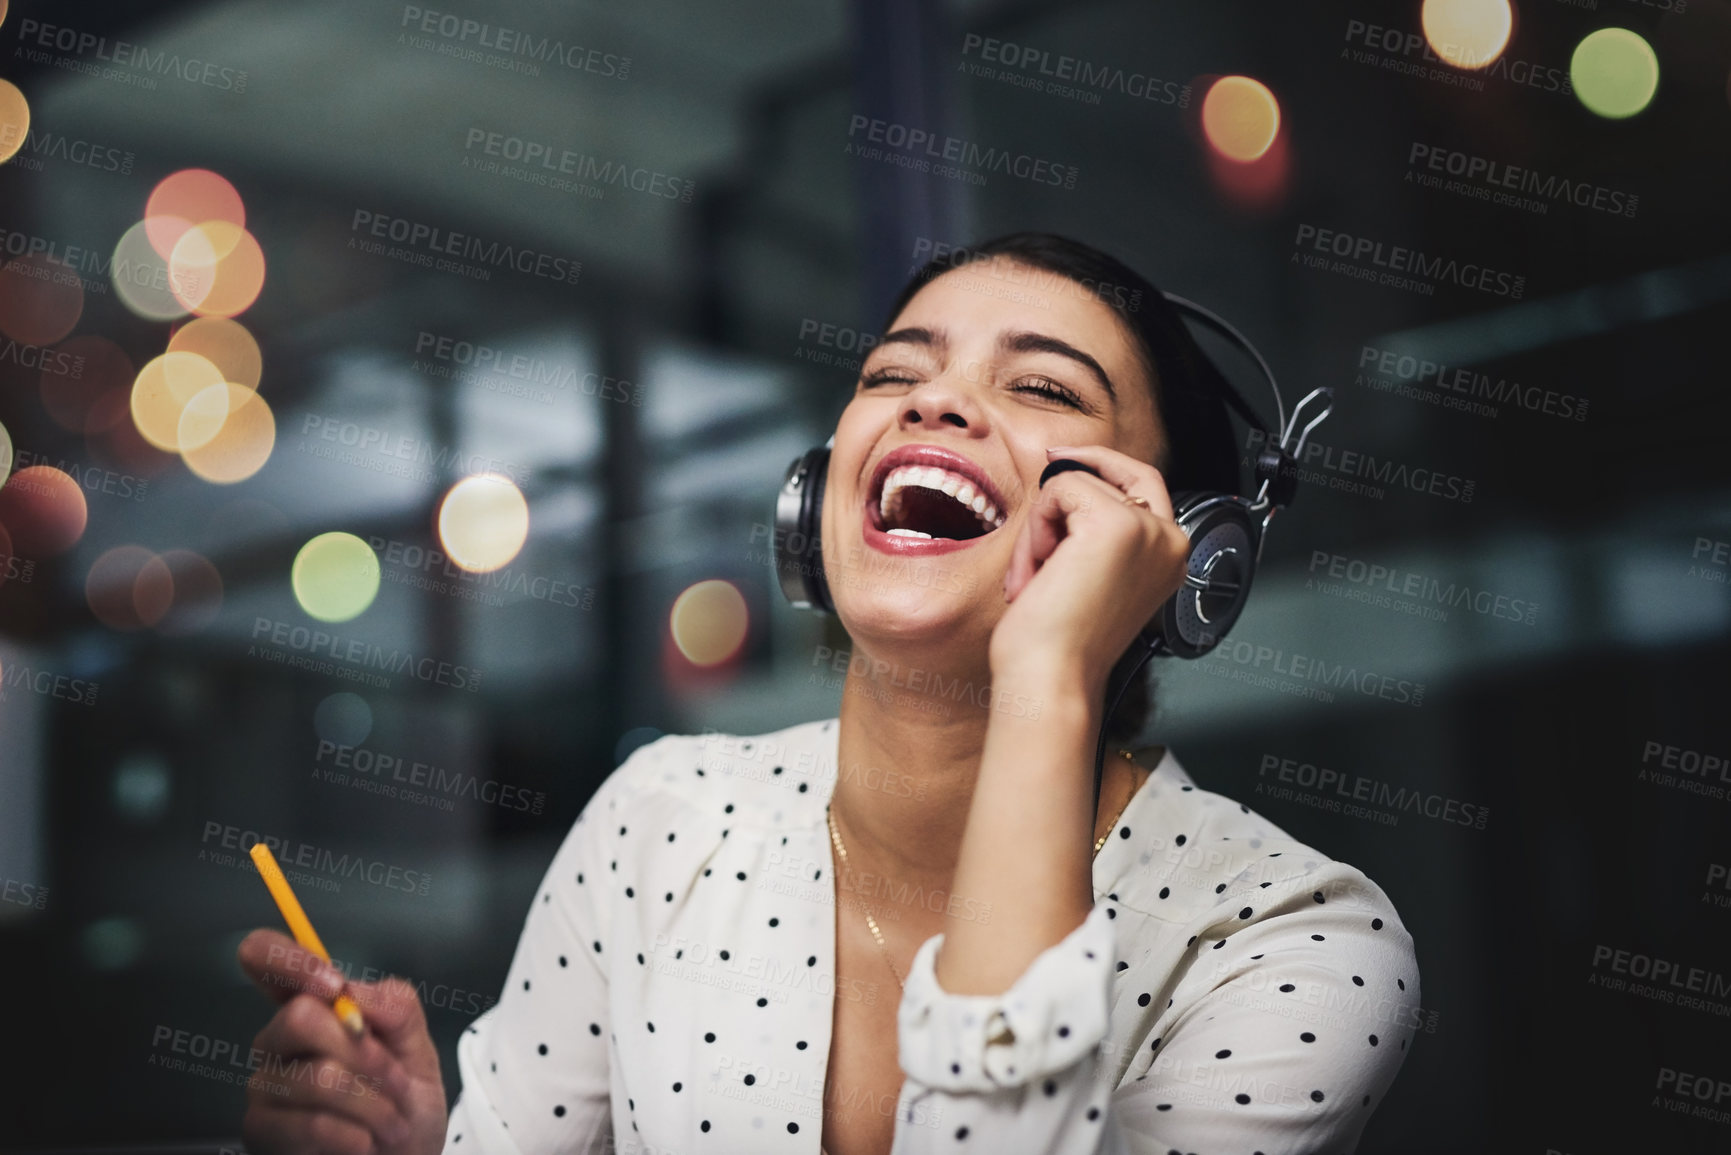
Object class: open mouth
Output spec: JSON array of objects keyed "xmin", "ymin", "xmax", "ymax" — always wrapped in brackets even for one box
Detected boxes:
[{"xmin": 870, "ymin": 464, "xmax": 1007, "ymax": 542}]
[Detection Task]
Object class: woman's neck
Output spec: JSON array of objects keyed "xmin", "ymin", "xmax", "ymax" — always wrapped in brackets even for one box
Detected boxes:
[{"xmin": 827, "ymin": 650, "xmax": 1140, "ymax": 892}]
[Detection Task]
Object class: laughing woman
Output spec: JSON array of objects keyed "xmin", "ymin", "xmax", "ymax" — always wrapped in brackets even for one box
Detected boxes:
[{"xmin": 238, "ymin": 233, "xmax": 1420, "ymax": 1155}]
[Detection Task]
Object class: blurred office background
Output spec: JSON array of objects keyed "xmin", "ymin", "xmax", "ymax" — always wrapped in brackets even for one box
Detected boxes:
[{"xmin": 1, "ymin": 0, "xmax": 1728, "ymax": 1149}]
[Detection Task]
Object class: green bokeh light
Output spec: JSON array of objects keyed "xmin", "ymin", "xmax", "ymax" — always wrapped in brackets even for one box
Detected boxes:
[
  {"xmin": 291, "ymin": 531, "xmax": 380, "ymax": 622},
  {"xmin": 1571, "ymin": 28, "xmax": 1659, "ymax": 119}
]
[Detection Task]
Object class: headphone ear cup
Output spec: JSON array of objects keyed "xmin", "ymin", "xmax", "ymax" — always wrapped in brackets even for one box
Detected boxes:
[
  {"xmin": 773, "ymin": 446, "xmax": 832, "ymax": 614},
  {"xmin": 1149, "ymin": 491, "xmax": 1258, "ymax": 659}
]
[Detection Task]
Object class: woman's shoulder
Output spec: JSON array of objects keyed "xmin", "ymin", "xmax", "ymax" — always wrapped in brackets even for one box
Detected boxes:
[{"xmin": 1112, "ymin": 748, "xmax": 1417, "ymax": 963}]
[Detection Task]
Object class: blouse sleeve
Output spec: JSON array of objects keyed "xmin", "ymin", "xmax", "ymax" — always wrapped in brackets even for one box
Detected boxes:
[
  {"xmin": 441, "ymin": 760, "xmax": 639, "ymax": 1154},
  {"xmin": 891, "ymin": 881, "xmax": 1419, "ymax": 1154}
]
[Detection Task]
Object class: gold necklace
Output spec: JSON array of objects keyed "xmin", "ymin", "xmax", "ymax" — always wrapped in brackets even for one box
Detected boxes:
[
  {"xmin": 826, "ymin": 806, "xmax": 906, "ymax": 990},
  {"xmin": 826, "ymin": 750, "xmax": 1141, "ymax": 992},
  {"xmin": 1095, "ymin": 748, "xmax": 1141, "ymax": 854}
]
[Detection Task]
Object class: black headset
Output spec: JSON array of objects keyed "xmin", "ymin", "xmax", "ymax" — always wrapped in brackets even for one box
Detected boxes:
[{"xmin": 770, "ymin": 291, "xmax": 1333, "ymax": 814}]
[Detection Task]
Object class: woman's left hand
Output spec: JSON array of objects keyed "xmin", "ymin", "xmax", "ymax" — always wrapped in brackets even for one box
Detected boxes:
[{"xmin": 990, "ymin": 444, "xmax": 1192, "ymax": 694}]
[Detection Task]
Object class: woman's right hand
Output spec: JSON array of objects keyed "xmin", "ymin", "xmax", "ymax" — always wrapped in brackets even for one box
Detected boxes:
[{"xmin": 237, "ymin": 928, "xmax": 449, "ymax": 1155}]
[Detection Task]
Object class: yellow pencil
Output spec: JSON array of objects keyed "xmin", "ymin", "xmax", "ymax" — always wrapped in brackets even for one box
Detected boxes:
[{"xmin": 249, "ymin": 841, "xmax": 365, "ymax": 1037}]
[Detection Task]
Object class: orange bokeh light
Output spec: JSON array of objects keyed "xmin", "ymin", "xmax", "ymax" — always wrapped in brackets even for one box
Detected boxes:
[
  {"xmin": 181, "ymin": 384, "xmax": 276, "ymax": 484},
  {"xmin": 170, "ymin": 222, "xmax": 265, "ymax": 318},
  {"xmin": 145, "ymin": 169, "xmax": 245, "ymax": 261},
  {"xmin": 0, "ymin": 465, "xmax": 88, "ymax": 555},
  {"xmin": 168, "ymin": 317, "xmax": 262, "ymax": 391},
  {"xmin": 132, "ymin": 350, "xmax": 224, "ymax": 451},
  {"xmin": 0, "ymin": 77, "xmax": 27, "ymax": 165},
  {"xmin": 1201, "ymin": 76, "xmax": 1281, "ymax": 164}
]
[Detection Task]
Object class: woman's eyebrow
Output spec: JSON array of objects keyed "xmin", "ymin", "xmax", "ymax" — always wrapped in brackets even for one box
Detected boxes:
[
  {"xmin": 999, "ymin": 329, "xmax": 1117, "ymax": 401},
  {"xmin": 875, "ymin": 326, "xmax": 947, "ymax": 356}
]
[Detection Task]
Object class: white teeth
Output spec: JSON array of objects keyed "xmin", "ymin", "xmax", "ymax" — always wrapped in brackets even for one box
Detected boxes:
[{"xmin": 875, "ymin": 463, "xmax": 1005, "ymax": 532}]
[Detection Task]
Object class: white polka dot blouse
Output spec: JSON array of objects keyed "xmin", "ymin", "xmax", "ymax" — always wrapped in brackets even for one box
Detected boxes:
[{"xmin": 443, "ymin": 717, "xmax": 1421, "ymax": 1153}]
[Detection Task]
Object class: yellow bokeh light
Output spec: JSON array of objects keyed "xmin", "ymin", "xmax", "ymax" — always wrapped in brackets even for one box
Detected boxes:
[
  {"xmin": 168, "ymin": 317, "xmax": 262, "ymax": 391},
  {"xmin": 131, "ymin": 351, "xmax": 223, "ymax": 451},
  {"xmin": 181, "ymin": 385, "xmax": 275, "ymax": 484},
  {"xmin": 176, "ymin": 383, "xmax": 234, "ymax": 452},
  {"xmin": 1422, "ymin": 0, "xmax": 1514, "ymax": 70},
  {"xmin": 292, "ymin": 532, "xmax": 380, "ymax": 623},
  {"xmin": 438, "ymin": 473, "xmax": 530, "ymax": 573},
  {"xmin": 0, "ymin": 78, "xmax": 28, "ymax": 165},
  {"xmin": 1201, "ymin": 76, "xmax": 1280, "ymax": 164},
  {"xmin": 670, "ymin": 580, "xmax": 749, "ymax": 667},
  {"xmin": 112, "ymin": 221, "xmax": 194, "ymax": 322},
  {"xmin": 170, "ymin": 222, "xmax": 265, "ymax": 317}
]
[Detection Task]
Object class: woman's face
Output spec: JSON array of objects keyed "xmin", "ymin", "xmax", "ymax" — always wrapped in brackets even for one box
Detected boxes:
[{"xmin": 821, "ymin": 255, "xmax": 1167, "ymax": 650}]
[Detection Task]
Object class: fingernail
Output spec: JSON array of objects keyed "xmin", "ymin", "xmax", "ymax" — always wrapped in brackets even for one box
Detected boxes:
[{"xmin": 1045, "ymin": 446, "xmax": 1074, "ymax": 454}]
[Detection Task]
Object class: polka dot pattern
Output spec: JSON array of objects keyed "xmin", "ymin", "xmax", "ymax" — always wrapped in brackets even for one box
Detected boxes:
[{"xmin": 440, "ymin": 718, "xmax": 1421, "ymax": 1154}]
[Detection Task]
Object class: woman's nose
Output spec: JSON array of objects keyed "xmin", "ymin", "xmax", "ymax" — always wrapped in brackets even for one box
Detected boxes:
[{"xmin": 899, "ymin": 372, "xmax": 983, "ymax": 431}]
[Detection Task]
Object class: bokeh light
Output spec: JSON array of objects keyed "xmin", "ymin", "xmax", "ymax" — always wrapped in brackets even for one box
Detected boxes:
[
  {"xmin": 42, "ymin": 335, "xmax": 133, "ymax": 434},
  {"xmin": 1422, "ymin": 0, "xmax": 1514, "ymax": 70},
  {"xmin": 132, "ymin": 351, "xmax": 224, "ymax": 451},
  {"xmin": 0, "ymin": 466, "xmax": 89, "ymax": 556},
  {"xmin": 0, "ymin": 254, "xmax": 85, "ymax": 345},
  {"xmin": 1572, "ymin": 28, "xmax": 1660, "ymax": 119},
  {"xmin": 0, "ymin": 418, "xmax": 12, "ymax": 486},
  {"xmin": 180, "ymin": 383, "xmax": 276, "ymax": 484},
  {"xmin": 669, "ymin": 579, "xmax": 749, "ymax": 666},
  {"xmin": 168, "ymin": 317, "xmax": 262, "ymax": 391},
  {"xmin": 145, "ymin": 169, "xmax": 245, "ymax": 261},
  {"xmin": 438, "ymin": 473, "xmax": 530, "ymax": 573},
  {"xmin": 112, "ymin": 221, "xmax": 194, "ymax": 322},
  {"xmin": 0, "ymin": 78, "xmax": 28, "ymax": 165},
  {"xmin": 152, "ymin": 549, "xmax": 224, "ymax": 636},
  {"xmin": 112, "ymin": 753, "xmax": 172, "ymax": 823},
  {"xmin": 314, "ymin": 692, "xmax": 373, "ymax": 747},
  {"xmin": 291, "ymin": 531, "xmax": 380, "ymax": 622},
  {"xmin": 86, "ymin": 545, "xmax": 168, "ymax": 631},
  {"xmin": 170, "ymin": 222, "xmax": 266, "ymax": 317},
  {"xmin": 1201, "ymin": 76, "xmax": 1280, "ymax": 163}
]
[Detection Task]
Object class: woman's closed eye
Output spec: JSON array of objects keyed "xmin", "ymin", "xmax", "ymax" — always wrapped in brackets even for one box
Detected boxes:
[{"xmin": 858, "ymin": 368, "xmax": 1085, "ymax": 410}]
